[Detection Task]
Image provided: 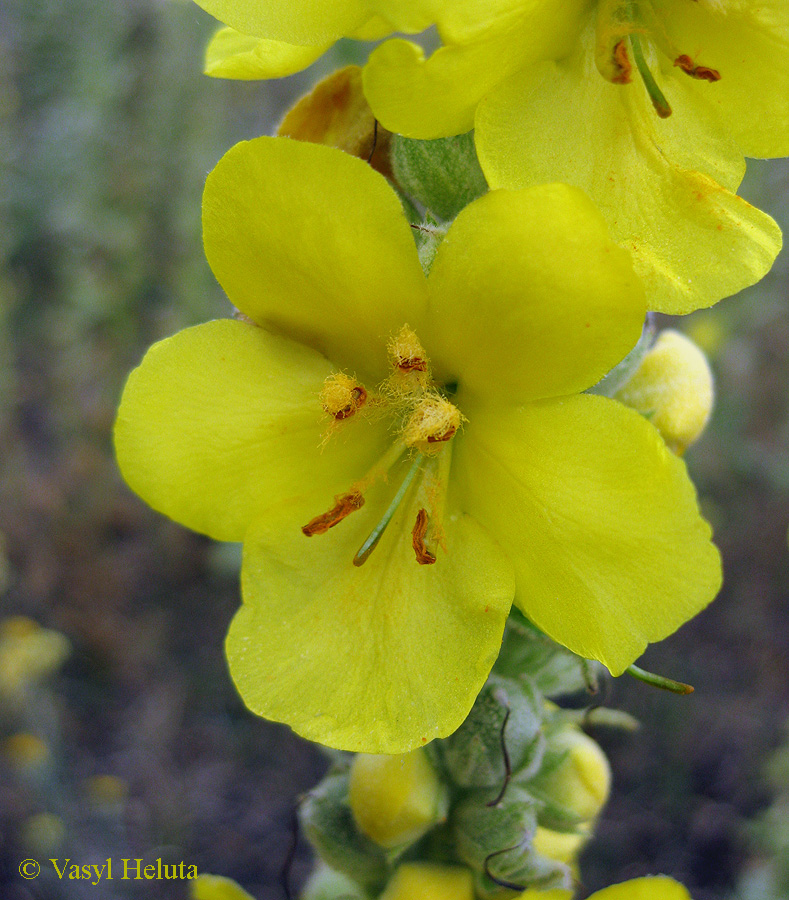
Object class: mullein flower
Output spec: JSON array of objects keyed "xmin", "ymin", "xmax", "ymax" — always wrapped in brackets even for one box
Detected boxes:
[
  {"xmin": 115, "ymin": 137, "xmax": 720, "ymax": 753},
  {"xmin": 363, "ymin": 0, "xmax": 785, "ymax": 314}
]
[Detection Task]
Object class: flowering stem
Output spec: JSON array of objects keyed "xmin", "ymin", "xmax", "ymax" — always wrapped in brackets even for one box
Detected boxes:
[{"xmin": 353, "ymin": 454, "xmax": 424, "ymax": 566}]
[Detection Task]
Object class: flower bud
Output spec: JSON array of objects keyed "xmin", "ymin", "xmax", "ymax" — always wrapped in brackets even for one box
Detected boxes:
[
  {"xmin": 191, "ymin": 874, "xmax": 256, "ymax": 900},
  {"xmin": 615, "ymin": 329, "xmax": 714, "ymax": 454},
  {"xmin": 379, "ymin": 863, "xmax": 475, "ymax": 900},
  {"xmin": 278, "ymin": 66, "xmax": 392, "ymax": 179},
  {"xmin": 440, "ymin": 675, "xmax": 544, "ymax": 789},
  {"xmin": 300, "ymin": 772, "xmax": 388, "ymax": 892},
  {"xmin": 349, "ymin": 748, "xmax": 444, "ymax": 850},
  {"xmin": 536, "ymin": 728, "xmax": 611, "ymax": 824},
  {"xmin": 452, "ymin": 784, "xmax": 569, "ymax": 897},
  {"xmin": 531, "ymin": 825, "xmax": 587, "ymax": 866}
]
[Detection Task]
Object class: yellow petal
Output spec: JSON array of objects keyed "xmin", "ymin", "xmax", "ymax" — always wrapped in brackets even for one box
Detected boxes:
[
  {"xmin": 588, "ymin": 876, "xmax": 692, "ymax": 900},
  {"xmin": 203, "ymin": 138, "xmax": 429, "ymax": 382},
  {"xmin": 226, "ymin": 472, "xmax": 514, "ymax": 752},
  {"xmin": 425, "ymin": 185, "xmax": 645, "ymax": 404},
  {"xmin": 363, "ymin": 0, "xmax": 585, "ymax": 139},
  {"xmin": 455, "ymin": 393, "xmax": 721, "ymax": 674},
  {"xmin": 204, "ymin": 27, "xmax": 330, "ymax": 80},
  {"xmin": 114, "ymin": 319, "xmax": 389, "ymax": 542},
  {"xmin": 658, "ymin": 0, "xmax": 789, "ymax": 158},
  {"xmin": 192, "ymin": 0, "xmax": 367, "ymax": 45},
  {"xmin": 476, "ymin": 25, "xmax": 783, "ymax": 314}
]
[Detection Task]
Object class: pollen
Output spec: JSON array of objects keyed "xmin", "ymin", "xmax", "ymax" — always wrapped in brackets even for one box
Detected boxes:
[
  {"xmin": 403, "ymin": 396, "xmax": 462, "ymax": 454},
  {"xmin": 610, "ymin": 39, "xmax": 632, "ymax": 84},
  {"xmin": 412, "ymin": 508, "xmax": 437, "ymax": 565},
  {"xmin": 302, "ymin": 491, "xmax": 365, "ymax": 536},
  {"xmin": 673, "ymin": 54, "xmax": 721, "ymax": 82},
  {"xmin": 321, "ymin": 372, "xmax": 368, "ymax": 420},
  {"xmin": 388, "ymin": 324, "xmax": 430, "ymax": 392}
]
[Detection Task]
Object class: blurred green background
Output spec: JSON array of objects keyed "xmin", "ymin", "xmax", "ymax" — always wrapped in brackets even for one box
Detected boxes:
[{"xmin": 1, "ymin": 1, "xmax": 788, "ymax": 898}]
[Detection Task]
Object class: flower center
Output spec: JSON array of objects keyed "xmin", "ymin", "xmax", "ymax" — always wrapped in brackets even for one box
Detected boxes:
[
  {"xmin": 302, "ymin": 325, "xmax": 462, "ymax": 568},
  {"xmin": 595, "ymin": 0, "xmax": 721, "ymax": 118}
]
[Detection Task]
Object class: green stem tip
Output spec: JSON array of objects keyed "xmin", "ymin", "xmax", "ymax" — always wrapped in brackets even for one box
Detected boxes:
[{"xmin": 626, "ymin": 664, "xmax": 694, "ymax": 695}]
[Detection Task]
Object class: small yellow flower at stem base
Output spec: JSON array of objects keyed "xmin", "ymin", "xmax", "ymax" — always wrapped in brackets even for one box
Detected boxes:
[
  {"xmin": 518, "ymin": 875, "xmax": 694, "ymax": 900},
  {"xmin": 379, "ymin": 863, "xmax": 475, "ymax": 900},
  {"xmin": 191, "ymin": 874, "xmax": 256, "ymax": 900},
  {"xmin": 349, "ymin": 748, "xmax": 443, "ymax": 849},
  {"xmin": 615, "ymin": 330, "xmax": 714, "ymax": 455},
  {"xmin": 532, "ymin": 825, "xmax": 587, "ymax": 867},
  {"xmin": 539, "ymin": 728, "xmax": 612, "ymax": 822}
]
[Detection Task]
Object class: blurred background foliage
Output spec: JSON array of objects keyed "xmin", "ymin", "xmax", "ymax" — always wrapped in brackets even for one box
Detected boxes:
[{"xmin": 0, "ymin": 0, "xmax": 787, "ymax": 898}]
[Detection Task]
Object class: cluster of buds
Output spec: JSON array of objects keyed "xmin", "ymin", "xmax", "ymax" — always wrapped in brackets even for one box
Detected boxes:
[{"xmin": 299, "ymin": 617, "xmax": 611, "ymax": 900}]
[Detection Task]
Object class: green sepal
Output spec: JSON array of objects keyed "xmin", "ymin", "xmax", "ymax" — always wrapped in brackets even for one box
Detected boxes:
[
  {"xmin": 300, "ymin": 771, "xmax": 390, "ymax": 893},
  {"xmin": 493, "ymin": 609, "xmax": 593, "ymax": 697},
  {"xmin": 391, "ymin": 132, "xmax": 488, "ymax": 221},
  {"xmin": 439, "ymin": 675, "xmax": 545, "ymax": 790},
  {"xmin": 452, "ymin": 786, "xmax": 569, "ymax": 897},
  {"xmin": 301, "ymin": 863, "xmax": 371, "ymax": 900}
]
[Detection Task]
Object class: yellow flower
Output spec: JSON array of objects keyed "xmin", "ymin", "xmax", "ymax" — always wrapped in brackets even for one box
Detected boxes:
[
  {"xmin": 115, "ymin": 137, "xmax": 721, "ymax": 753},
  {"xmin": 363, "ymin": 0, "xmax": 785, "ymax": 314},
  {"xmin": 519, "ymin": 874, "xmax": 693, "ymax": 900}
]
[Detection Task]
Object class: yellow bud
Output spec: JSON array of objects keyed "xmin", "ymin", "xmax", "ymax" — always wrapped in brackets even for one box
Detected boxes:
[
  {"xmin": 191, "ymin": 874, "xmax": 256, "ymax": 900},
  {"xmin": 532, "ymin": 825, "xmax": 587, "ymax": 866},
  {"xmin": 540, "ymin": 728, "xmax": 611, "ymax": 823},
  {"xmin": 379, "ymin": 863, "xmax": 474, "ymax": 900},
  {"xmin": 615, "ymin": 329, "xmax": 714, "ymax": 454},
  {"xmin": 348, "ymin": 749, "xmax": 443, "ymax": 849}
]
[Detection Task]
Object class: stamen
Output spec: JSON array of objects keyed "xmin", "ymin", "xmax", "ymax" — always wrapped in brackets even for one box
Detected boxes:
[
  {"xmin": 630, "ymin": 32, "xmax": 672, "ymax": 118},
  {"xmin": 411, "ymin": 508, "xmax": 436, "ymax": 565},
  {"xmin": 403, "ymin": 396, "xmax": 462, "ymax": 455},
  {"xmin": 388, "ymin": 325, "xmax": 430, "ymax": 392},
  {"xmin": 353, "ymin": 455, "xmax": 423, "ymax": 567},
  {"xmin": 610, "ymin": 38, "xmax": 632, "ymax": 84},
  {"xmin": 321, "ymin": 372, "xmax": 368, "ymax": 420},
  {"xmin": 673, "ymin": 54, "xmax": 721, "ymax": 82},
  {"xmin": 302, "ymin": 491, "xmax": 365, "ymax": 536}
]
